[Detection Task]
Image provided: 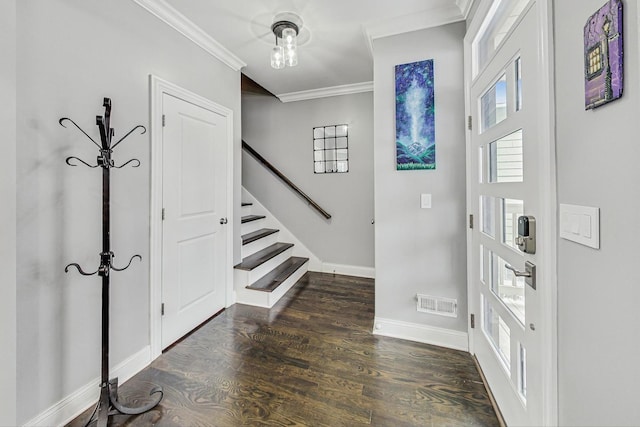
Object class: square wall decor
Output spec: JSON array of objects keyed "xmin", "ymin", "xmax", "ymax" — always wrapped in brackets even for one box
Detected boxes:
[
  {"xmin": 584, "ymin": 0, "xmax": 623, "ymax": 110},
  {"xmin": 313, "ymin": 124, "xmax": 348, "ymax": 173},
  {"xmin": 395, "ymin": 59, "xmax": 435, "ymax": 170}
]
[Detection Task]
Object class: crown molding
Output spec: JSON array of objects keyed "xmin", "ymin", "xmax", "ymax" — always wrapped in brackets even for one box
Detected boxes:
[
  {"xmin": 456, "ymin": 0, "xmax": 476, "ymax": 19},
  {"xmin": 363, "ymin": 3, "xmax": 465, "ymax": 55},
  {"xmin": 277, "ymin": 81, "xmax": 373, "ymax": 103},
  {"xmin": 131, "ymin": 0, "xmax": 246, "ymax": 71}
]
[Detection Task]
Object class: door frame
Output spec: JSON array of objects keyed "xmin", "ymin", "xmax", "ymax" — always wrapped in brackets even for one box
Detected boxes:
[
  {"xmin": 149, "ymin": 75, "xmax": 234, "ymax": 359},
  {"xmin": 463, "ymin": 0, "xmax": 558, "ymax": 424}
]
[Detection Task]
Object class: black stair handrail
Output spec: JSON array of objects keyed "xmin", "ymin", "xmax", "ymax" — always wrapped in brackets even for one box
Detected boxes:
[{"xmin": 242, "ymin": 140, "xmax": 331, "ymax": 220}]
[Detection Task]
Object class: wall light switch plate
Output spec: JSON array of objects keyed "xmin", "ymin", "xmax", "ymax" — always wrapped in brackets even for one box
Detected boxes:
[
  {"xmin": 421, "ymin": 194, "xmax": 432, "ymax": 209},
  {"xmin": 559, "ymin": 204, "xmax": 600, "ymax": 249}
]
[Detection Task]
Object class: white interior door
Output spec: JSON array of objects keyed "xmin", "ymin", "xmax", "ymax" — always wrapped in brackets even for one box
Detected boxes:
[
  {"xmin": 468, "ymin": 1, "xmax": 549, "ymax": 425},
  {"xmin": 161, "ymin": 93, "xmax": 227, "ymax": 348}
]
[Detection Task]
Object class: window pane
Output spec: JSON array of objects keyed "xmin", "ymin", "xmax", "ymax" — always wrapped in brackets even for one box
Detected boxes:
[
  {"xmin": 488, "ymin": 129, "xmax": 523, "ymax": 183},
  {"xmin": 480, "ymin": 245, "xmax": 485, "ymax": 284},
  {"xmin": 325, "ymin": 161, "xmax": 337, "ymax": 173},
  {"xmin": 335, "ymin": 125, "xmax": 348, "ymax": 137},
  {"xmin": 314, "ymin": 162, "xmax": 325, "ymax": 173},
  {"xmin": 473, "ymin": 0, "xmax": 531, "ymax": 76},
  {"xmin": 516, "ymin": 57, "xmax": 523, "ymax": 111},
  {"xmin": 483, "ymin": 296, "xmax": 511, "ymax": 370},
  {"xmin": 481, "ymin": 74, "xmax": 507, "ymax": 132},
  {"xmin": 519, "ymin": 343, "xmax": 527, "ymax": 400},
  {"xmin": 478, "ymin": 146, "xmax": 484, "ymax": 183},
  {"xmin": 336, "ymin": 137, "xmax": 348, "ymax": 149},
  {"xmin": 480, "ymin": 195, "xmax": 496, "ymax": 238},
  {"xmin": 502, "ymin": 199, "xmax": 524, "ymax": 249},
  {"xmin": 336, "ymin": 161, "xmax": 348, "ymax": 173},
  {"xmin": 491, "ymin": 255, "xmax": 525, "ymax": 324}
]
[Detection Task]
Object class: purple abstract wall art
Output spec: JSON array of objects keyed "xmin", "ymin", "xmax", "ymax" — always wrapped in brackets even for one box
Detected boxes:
[
  {"xmin": 395, "ymin": 59, "xmax": 435, "ymax": 170},
  {"xmin": 584, "ymin": 0, "xmax": 623, "ymax": 110}
]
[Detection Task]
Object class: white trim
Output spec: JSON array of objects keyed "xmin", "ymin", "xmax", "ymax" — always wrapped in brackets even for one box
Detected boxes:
[
  {"xmin": 373, "ymin": 317, "xmax": 469, "ymax": 352},
  {"xmin": 319, "ymin": 262, "xmax": 375, "ymax": 279},
  {"xmin": 0, "ymin": 1, "xmax": 17, "ymax": 424},
  {"xmin": 131, "ymin": 0, "xmax": 246, "ymax": 71},
  {"xmin": 456, "ymin": 0, "xmax": 476, "ymax": 19},
  {"xmin": 149, "ymin": 75, "xmax": 235, "ymax": 358},
  {"xmin": 536, "ymin": 1, "xmax": 558, "ymax": 424},
  {"xmin": 277, "ymin": 82, "xmax": 373, "ymax": 103},
  {"xmin": 23, "ymin": 346, "xmax": 151, "ymax": 427}
]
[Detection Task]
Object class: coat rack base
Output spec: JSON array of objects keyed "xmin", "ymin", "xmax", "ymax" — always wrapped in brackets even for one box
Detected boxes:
[{"xmin": 88, "ymin": 377, "xmax": 163, "ymax": 427}]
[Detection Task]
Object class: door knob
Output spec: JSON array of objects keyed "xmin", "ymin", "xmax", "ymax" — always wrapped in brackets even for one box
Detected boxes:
[{"xmin": 219, "ymin": 217, "xmax": 228, "ymax": 225}]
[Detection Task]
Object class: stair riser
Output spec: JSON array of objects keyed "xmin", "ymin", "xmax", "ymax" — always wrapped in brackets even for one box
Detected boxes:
[
  {"xmin": 246, "ymin": 248, "xmax": 294, "ymax": 285},
  {"xmin": 241, "ymin": 218, "xmax": 265, "ymax": 234},
  {"xmin": 235, "ymin": 260, "xmax": 308, "ymax": 308},
  {"xmin": 242, "ymin": 233, "xmax": 279, "ymax": 259},
  {"xmin": 266, "ymin": 261, "xmax": 308, "ymax": 307}
]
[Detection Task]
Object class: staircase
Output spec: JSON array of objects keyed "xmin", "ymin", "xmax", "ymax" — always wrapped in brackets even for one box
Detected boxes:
[{"xmin": 234, "ymin": 202, "xmax": 309, "ymax": 308}]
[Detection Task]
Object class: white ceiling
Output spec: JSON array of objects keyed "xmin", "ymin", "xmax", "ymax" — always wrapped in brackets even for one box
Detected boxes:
[{"xmin": 144, "ymin": 0, "xmax": 472, "ymax": 98}]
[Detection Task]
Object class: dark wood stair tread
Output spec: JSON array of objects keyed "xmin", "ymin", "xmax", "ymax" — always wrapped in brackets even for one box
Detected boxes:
[
  {"xmin": 234, "ymin": 242, "xmax": 294, "ymax": 271},
  {"xmin": 241, "ymin": 202, "xmax": 253, "ymax": 206},
  {"xmin": 242, "ymin": 228, "xmax": 279, "ymax": 245},
  {"xmin": 241, "ymin": 214, "xmax": 265, "ymax": 224},
  {"xmin": 246, "ymin": 257, "xmax": 309, "ymax": 292}
]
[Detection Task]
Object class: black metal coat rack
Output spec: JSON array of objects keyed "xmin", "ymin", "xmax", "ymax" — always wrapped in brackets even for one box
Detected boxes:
[{"xmin": 61, "ymin": 98, "xmax": 163, "ymax": 426}]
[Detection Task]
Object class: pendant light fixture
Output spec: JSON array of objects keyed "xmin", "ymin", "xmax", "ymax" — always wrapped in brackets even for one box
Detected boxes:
[{"xmin": 270, "ymin": 13, "xmax": 302, "ymax": 69}]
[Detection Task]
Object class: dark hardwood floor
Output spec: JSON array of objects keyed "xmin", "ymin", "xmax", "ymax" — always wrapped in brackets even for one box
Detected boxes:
[{"xmin": 68, "ymin": 272, "xmax": 499, "ymax": 426}]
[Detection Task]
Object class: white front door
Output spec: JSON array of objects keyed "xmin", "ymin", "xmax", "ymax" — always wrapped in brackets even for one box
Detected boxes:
[
  {"xmin": 467, "ymin": 1, "xmax": 554, "ymax": 425},
  {"xmin": 161, "ymin": 93, "xmax": 228, "ymax": 348}
]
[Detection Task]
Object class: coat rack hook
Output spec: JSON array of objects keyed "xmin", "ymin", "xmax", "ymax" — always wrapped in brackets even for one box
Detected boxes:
[
  {"xmin": 111, "ymin": 254, "xmax": 142, "ymax": 272},
  {"xmin": 64, "ymin": 263, "xmax": 99, "ymax": 276},
  {"xmin": 59, "ymin": 118, "xmax": 101, "ymax": 149},
  {"xmin": 111, "ymin": 125, "xmax": 146, "ymax": 149},
  {"xmin": 112, "ymin": 158, "xmax": 141, "ymax": 169},
  {"xmin": 66, "ymin": 156, "xmax": 99, "ymax": 168}
]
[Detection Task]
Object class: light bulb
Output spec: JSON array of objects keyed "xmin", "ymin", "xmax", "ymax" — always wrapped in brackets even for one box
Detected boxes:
[
  {"xmin": 282, "ymin": 27, "xmax": 297, "ymax": 50},
  {"xmin": 285, "ymin": 46, "xmax": 298, "ymax": 67},
  {"xmin": 271, "ymin": 45, "xmax": 285, "ymax": 69}
]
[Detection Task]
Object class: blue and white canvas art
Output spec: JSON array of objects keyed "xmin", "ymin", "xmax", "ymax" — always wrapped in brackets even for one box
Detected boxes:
[{"xmin": 395, "ymin": 59, "xmax": 435, "ymax": 170}]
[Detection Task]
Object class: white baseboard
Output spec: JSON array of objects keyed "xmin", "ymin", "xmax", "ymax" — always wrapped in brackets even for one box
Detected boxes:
[
  {"xmin": 24, "ymin": 346, "xmax": 152, "ymax": 427},
  {"xmin": 373, "ymin": 317, "xmax": 468, "ymax": 352},
  {"xmin": 317, "ymin": 262, "xmax": 375, "ymax": 279}
]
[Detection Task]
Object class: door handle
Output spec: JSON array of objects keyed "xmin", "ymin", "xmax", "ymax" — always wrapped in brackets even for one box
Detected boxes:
[
  {"xmin": 505, "ymin": 261, "xmax": 536, "ymax": 290},
  {"xmin": 219, "ymin": 217, "xmax": 228, "ymax": 225},
  {"xmin": 505, "ymin": 264, "xmax": 531, "ymax": 277}
]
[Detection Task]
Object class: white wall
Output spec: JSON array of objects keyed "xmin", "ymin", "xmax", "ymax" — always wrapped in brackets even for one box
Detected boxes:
[
  {"xmin": 373, "ymin": 22, "xmax": 468, "ymax": 334},
  {"xmin": 554, "ymin": 1, "xmax": 640, "ymax": 425},
  {"xmin": 0, "ymin": 1, "xmax": 17, "ymax": 424},
  {"xmin": 242, "ymin": 92, "xmax": 375, "ymax": 270},
  {"xmin": 15, "ymin": 0, "xmax": 240, "ymax": 423}
]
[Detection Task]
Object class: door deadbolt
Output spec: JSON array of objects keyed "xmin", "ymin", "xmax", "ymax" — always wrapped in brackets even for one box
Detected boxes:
[{"xmin": 515, "ymin": 215, "xmax": 536, "ymax": 254}]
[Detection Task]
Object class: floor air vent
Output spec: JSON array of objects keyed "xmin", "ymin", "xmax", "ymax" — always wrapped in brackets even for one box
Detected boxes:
[{"xmin": 416, "ymin": 294, "xmax": 457, "ymax": 317}]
